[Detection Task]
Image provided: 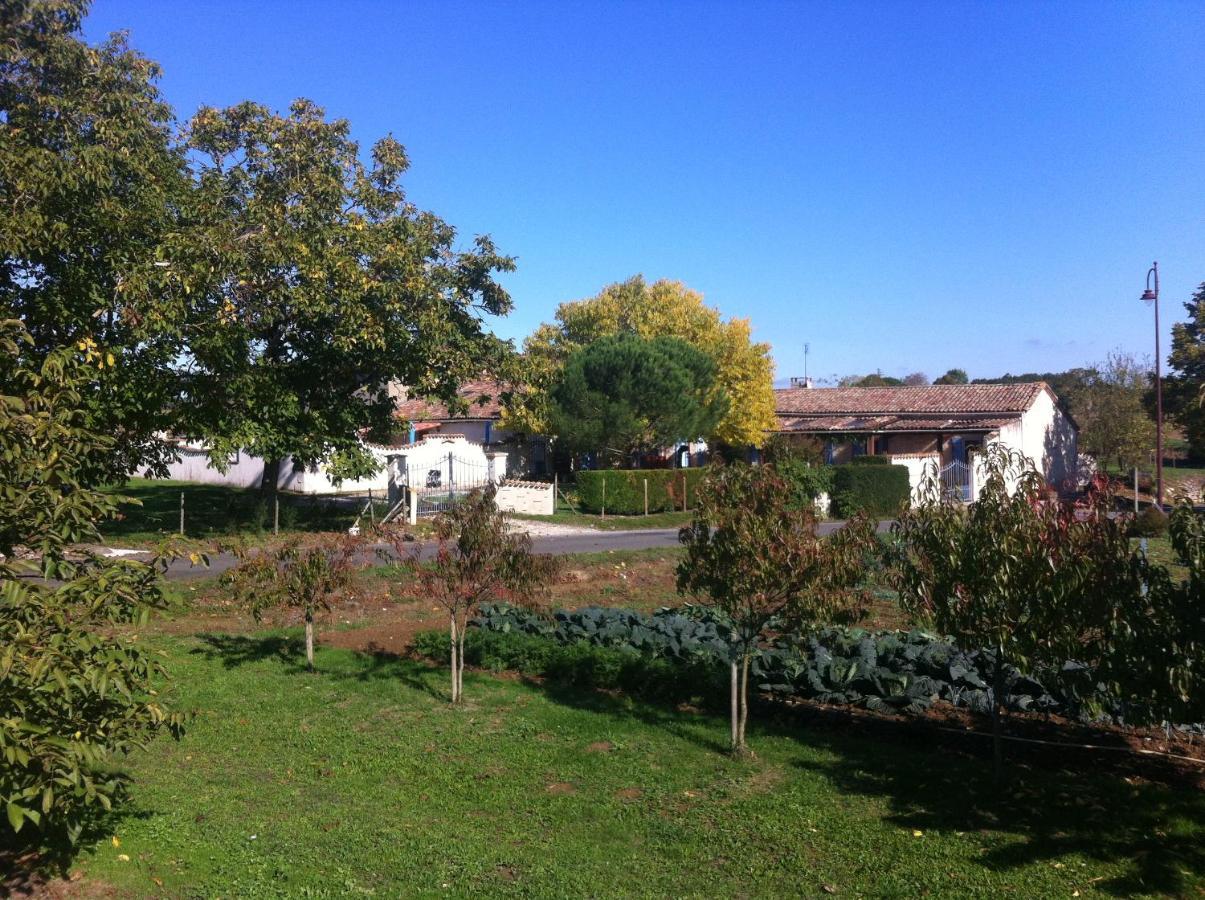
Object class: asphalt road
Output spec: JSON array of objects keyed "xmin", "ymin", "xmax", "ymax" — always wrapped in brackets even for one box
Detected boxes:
[{"xmin": 158, "ymin": 519, "xmax": 894, "ymax": 581}]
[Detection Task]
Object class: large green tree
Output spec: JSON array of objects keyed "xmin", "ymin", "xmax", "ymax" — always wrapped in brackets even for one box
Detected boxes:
[
  {"xmin": 549, "ymin": 335, "xmax": 727, "ymax": 465},
  {"xmin": 1, "ymin": 0, "xmax": 189, "ymax": 478},
  {"xmin": 508, "ymin": 277, "xmax": 774, "ymax": 448},
  {"xmin": 1163, "ymin": 282, "xmax": 1205, "ymax": 458},
  {"xmin": 139, "ymin": 99, "xmax": 516, "ymax": 491},
  {"xmin": 934, "ymin": 368, "xmax": 969, "ymax": 385}
]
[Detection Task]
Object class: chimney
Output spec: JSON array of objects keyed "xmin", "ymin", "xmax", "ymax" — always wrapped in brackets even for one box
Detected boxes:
[{"xmin": 789, "ymin": 376, "xmax": 814, "ymax": 389}]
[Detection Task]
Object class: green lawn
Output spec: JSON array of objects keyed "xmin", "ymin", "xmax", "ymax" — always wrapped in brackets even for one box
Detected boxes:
[
  {"xmin": 99, "ymin": 479, "xmax": 391, "ymax": 544},
  {"xmin": 70, "ymin": 630, "xmax": 1204, "ymax": 897}
]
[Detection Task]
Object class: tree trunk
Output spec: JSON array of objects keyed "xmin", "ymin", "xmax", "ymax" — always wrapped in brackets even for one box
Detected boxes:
[
  {"xmin": 261, "ymin": 458, "xmax": 282, "ymax": 496},
  {"xmin": 737, "ymin": 654, "xmax": 752, "ymax": 754},
  {"xmin": 304, "ymin": 611, "xmax": 314, "ymax": 672},
  {"xmin": 449, "ymin": 617, "xmax": 460, "ymax": 703},
  {"xmin": 729, "ymin": 659, "xmax": 739, "ymax": 752},
  {"xmin": 457, "ymin": 631, "xmax": 467, "ymax": 701},
  {"xmin": 992, "ymin": 645, "xmax": 1005, "ymax": 787}
]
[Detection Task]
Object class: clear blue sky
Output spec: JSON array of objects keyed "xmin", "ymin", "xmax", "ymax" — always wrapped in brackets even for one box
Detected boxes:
[{"xmin": 85, "ymin": 0, "xmax": 1205, "ymax": 384}]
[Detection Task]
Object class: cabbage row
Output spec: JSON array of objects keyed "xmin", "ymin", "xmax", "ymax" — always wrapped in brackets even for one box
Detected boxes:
[{"xmin": 472, "ymin": 603, "xmax": 1203, "ymax": 734}]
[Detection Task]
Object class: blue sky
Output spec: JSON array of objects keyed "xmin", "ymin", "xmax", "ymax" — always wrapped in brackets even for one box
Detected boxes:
[{"xmin": 85, "ymin": 1, "xmax": 1205, "ymax": 384}]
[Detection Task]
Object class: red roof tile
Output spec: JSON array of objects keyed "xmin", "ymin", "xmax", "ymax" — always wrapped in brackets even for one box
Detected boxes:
[
  {"xmin": 394, "ymin": 378, "xmax": 505, "ymax": 421},
  {"xmin": 775, "ymin": 414, "xmax": 1018, "ymax": 434},
  {"xmin": 774, "ymin": 383, "xmax": 1048, "ymax": 416}
]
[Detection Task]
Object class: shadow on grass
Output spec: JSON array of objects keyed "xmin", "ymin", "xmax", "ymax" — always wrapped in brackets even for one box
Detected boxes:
[
  {"xmin": 790, "ymin": 720, "xmax": 1204, "ymax": 896},
  {"xmin": 0, "ymin": 804, "xmax": 148, "ymax": 896},
  {"xmin": 343, "ymin": 645, "xmax": 451, "ymax": 702},
  {"xmin": 479, "ymin": 666, "xmax": 1204, "ymax": 894},
  {"xmin": 535, "ymin": 678, "xmax": 732, "ymax": 755},
  {"xmin": 190, "ymin": 632, "xmax": 305, "ymax": 670}
]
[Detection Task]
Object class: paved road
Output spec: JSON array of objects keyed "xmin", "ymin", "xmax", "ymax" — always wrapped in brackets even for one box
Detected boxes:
[{"xmin": 155, "ymin": 519, "xmax": 895, "ymax": 581}]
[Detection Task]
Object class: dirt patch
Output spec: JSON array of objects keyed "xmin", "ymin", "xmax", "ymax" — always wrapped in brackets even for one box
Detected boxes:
[
  {"xmin": 614, "ymin": 787, "xmax": 643, "ymax": 800},
  {"xmin": 545, "ymin": 782, "xmax": 576, "ymax": 795},
  {"xmin": 740, "ymin": 765, "xmax": 786, "ymax": 796},
  {"xmin": 585, "ymin": 740, "xmax": 615, "ymax": 753}
]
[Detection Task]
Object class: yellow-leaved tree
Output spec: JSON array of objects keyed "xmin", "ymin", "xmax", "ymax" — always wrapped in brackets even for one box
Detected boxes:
[{"xmin": 504, "ymin": 276, "xmax": 776, "ymax": 447}]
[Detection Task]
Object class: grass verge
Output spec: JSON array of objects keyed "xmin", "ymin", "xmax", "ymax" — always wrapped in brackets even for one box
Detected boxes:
[{"xmin": 62, "ymin": 631, "xmax": 1204, "ymax": 897}]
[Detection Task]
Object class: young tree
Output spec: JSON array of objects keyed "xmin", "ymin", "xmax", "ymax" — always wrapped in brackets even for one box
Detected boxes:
[
  {"xmin": 508, "ymin": 276, "xmax": 775, "ymax": 448},
  {"xmin": 1107, "ymin": 500, "xmax": 1205, "ymax": 727},
  {"xmin": 902, "ymin": 371, "xmax": 929, "ymax": 386},
  {"xmin": 890, "ymin": 444, "xmax": 1138, "ymax": 784},
  {"xmin": 1163, "ymin": 282, "xmax": 1205, "ymax": 457},
  {"xmin": 677, "ymin": 464, "xmax": 875, "ymax": 754},
  {"xmin": 1, "ymin": 320, "xmax": 187, "ymax": 843},
  {"xmin": 1067, "ymin": 351, "xmax": 1155, "ymax": 471},
  {"xmin": 391, "ymin": 487, "xmax": 554, "ymax": 703},
  {"xmin": 549, "ymin": 335, "xmax": 728, "ymax": 465},
  {"xmin": 1, "ymin": 0, "xmax": 190, "ymax": 479},
  {"xmin": 224, "ymin": 534, "xmax": 360, "ymax": 671},
  {"xmin": 140, "ymin": 98, "xmax": 516, "ymax": 494}
]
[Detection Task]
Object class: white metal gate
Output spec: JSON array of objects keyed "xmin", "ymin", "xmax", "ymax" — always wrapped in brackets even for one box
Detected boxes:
[
  {"xmin": 939, "ymin": 460, "xmax": 972, "ymax": 502},
  {"xmin": 412, "ymin": 452, "xmax": 495, "ymax": 517}
]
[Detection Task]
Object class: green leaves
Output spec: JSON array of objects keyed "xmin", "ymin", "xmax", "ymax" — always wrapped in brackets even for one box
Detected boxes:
[
  {"xmin": 1, "ymin": 319, "xmax": 185, "ymax": 841},
  {"xmin": 549, "ymin": 335, "xmax": 727, "ymax": 464}
]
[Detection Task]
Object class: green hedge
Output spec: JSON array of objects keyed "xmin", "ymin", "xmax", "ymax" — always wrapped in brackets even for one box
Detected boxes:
[
  {"xmin": 849, "ymin": 455, "xmax": 891, "ymax": 466},
  {"xmin": 773, "ymin": 458, "xmax": 834, "ymax": 510},
  {"xmin": 831, "ymin": 463, "xmax": 910, "ymax": 517},
  {"xmin": 576, "ymin": 468, "xmax": 708, "ymax": 514}
]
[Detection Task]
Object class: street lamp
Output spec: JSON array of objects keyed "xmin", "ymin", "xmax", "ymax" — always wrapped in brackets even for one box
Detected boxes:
[{"xmin": 1141, "ymin": 261, "xmax": 1163, "ymax": 510}]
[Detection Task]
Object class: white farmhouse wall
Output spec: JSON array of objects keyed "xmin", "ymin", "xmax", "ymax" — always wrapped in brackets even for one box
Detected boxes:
[
  {"xmin": 155, "ymin": 441, "xmax": 391, "ymax": 495},
  {"xmin": 989, "ymin": 389, "xmax": 1078, "ymax": 493},
  {"xmin": 159, "ymin": 445, "xmax": 285, "ymax": 489}
]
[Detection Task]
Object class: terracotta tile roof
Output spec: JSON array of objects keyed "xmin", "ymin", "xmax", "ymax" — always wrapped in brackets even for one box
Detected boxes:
[
  {"xmin": 775, "ymin": 414, "xmax": 1018, "ymax": 434},
  {"xmin": 774, "ymin": 383, "xmax": 1048, "ymax": 416},
  {"xmin": 394, "ymin": 378, "xmax": 505, "ymax": 421}
]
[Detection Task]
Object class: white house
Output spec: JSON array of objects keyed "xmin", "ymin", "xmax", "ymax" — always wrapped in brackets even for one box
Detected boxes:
[{"xmin": 771, "ymin": 382, "xmax": 1079, "ymax": 501}]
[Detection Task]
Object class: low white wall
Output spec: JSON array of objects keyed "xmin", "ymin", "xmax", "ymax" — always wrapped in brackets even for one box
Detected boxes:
[
  {"xmin": 495, "ymin": 480, "xmax": 555, "ymax": 516},
  {"xmin": 886, "ymin": 452, "xmax": 942, "ymax": 506}
]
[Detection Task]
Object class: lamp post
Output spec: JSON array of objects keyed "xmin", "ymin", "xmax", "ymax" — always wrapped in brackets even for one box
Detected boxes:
[{"xmin": 1141, "ymin": 261, "xmax": 1163, "ymax": 510}]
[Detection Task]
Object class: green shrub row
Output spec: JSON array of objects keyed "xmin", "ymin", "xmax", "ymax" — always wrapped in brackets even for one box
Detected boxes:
[
  {"xmin": 412, "ymin": 628, "xmax": 728, "ymax": 706},
  {"xmin": 576, "ymin": 468, "xmax": 708, "ymax": 514},
  {"xmin": 831, "ymin": 463, "xmax": 911, "ymax": 517},
  {"xmin": 848, "ymin": 454, "xmax": 891, "ymax": 466}
]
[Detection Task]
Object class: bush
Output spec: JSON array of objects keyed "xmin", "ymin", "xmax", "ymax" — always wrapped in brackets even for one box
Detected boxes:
[
  {"xmin": 773, "ymin": 458, "xmax": 834, "ymax": 509},
  {"xmin": 831, "ymin": 463, "xmax": 910, "ymax": 517},
  {"xmin": 849, "ymin": 455, "xmax": 890, "ymax": 466},
  {"xmin": 412, "ymin": 627, "xmax": 729, "ymax": 706},
  {"xmin": 576, "ymin": 468, "xmax": 708, "ymax": 514},
  {"xmin": 1128, "ymin": 505, "xmax": 1169, "ymax": 537}
]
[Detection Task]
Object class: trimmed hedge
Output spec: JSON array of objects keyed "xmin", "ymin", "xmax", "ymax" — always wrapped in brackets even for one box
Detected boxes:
[
  {"xmin": 577, "ymin": 468, "xmax": 708, "ymax": 514},
  {"xmin": 849, "ymin": 455, "xmax": 891, "ymax": 466},
  {"xmin": 831, "ymin": 463, "xmax": 910, "ymax": 517}
]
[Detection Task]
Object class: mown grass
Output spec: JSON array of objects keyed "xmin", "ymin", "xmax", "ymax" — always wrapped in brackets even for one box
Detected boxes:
[
  {"xmin": 70, "ymin": 630, "xmax": 1204, "ymax": 897},
  {"xmin": 98, "ymin": 479, "xmax": 386, "ymax": 545}
]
